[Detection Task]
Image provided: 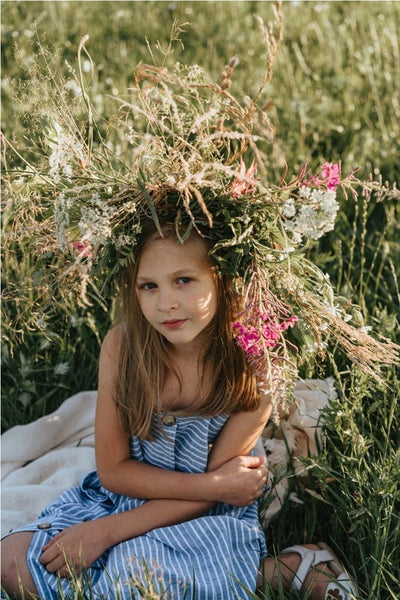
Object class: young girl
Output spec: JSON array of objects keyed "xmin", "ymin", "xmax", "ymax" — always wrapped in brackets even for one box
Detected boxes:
[{"xmin": 1, "ymin": 220, "xmax": 357, "ymax": 600}]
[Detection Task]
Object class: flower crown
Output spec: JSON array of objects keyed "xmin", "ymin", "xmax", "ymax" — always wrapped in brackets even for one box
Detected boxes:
[{"xmin": 5, "ymin": 38, "xmax": 399, "ymax": 417}]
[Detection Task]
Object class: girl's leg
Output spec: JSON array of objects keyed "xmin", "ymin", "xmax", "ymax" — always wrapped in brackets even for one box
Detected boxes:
[{"xmin": 1, "ymin": 532, "xmax": 39, "ymax": 599}]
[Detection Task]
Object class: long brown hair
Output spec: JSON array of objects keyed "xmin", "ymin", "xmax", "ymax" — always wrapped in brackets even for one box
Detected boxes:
[{"xmin": 114, "ymin": 220, "xmax": 259, "ymax": 440}]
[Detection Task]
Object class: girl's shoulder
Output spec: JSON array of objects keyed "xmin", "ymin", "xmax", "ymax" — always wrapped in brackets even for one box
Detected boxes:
[{"xmin": 100, "ymin": 324, "xmax": 124, "ymax": 360}]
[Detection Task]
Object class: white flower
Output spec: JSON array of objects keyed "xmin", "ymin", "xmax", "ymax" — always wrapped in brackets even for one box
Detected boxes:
[
  {"xmin": 283, "ymin": 187, "xmax": 339, "ymax": 242},
  {"xmin": 18, "ymin": 392, "xmax": 31, "ymax": 408},
  {"xmin": 186, "ymin": 64, "xmax": 204, "ymax": 83},
  {"xmin": 291, "ymin": 232, "xmax": 303, "ymax": 245},
  {"xmin": 54, "ymin": 193, "xmax": 71, "ymax": 250},
  {"xmin": 115, "ymin": 233, "xmax": 134, "ymax": 249},
  {"xmin": 325, "ymin": 303, "xmax": 343, "ymax": 318},
  {"xmin": 282, "ymin": 198, "xmax": 296, "ymax": 218},
  {"xmin": 281, "ymin": 246, "xmax": 295, "ymax": 255},
  {"xmin": 305, "ymin": 341, "xmax": 328, "ymax": 353},
  {"xmin": 299, "ymin": 186, "xmax": 311, "ymax": 199},
  {"xmin": 48, "ymin": 125, "xmax": 85, "ymax": 182},
  {"xmin": 54, "ymin": 362, "xmax": 69, "ymax": 376},
  {"xmin": 64, "ymin": 79, "xmax": 82, "ymax": 96},
  {"xmin": 359, "ymin": 325, "xmax": 373, "ymax": 333},
  {"xmin": 78, "ymin": 194, "xmax": 116, "ymax": 247},
  {"xmin": 35, "ymin": 315, "xmax": 47, "ymax": 329}
]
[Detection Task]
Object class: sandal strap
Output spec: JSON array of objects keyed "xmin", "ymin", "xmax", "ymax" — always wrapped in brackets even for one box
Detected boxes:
[
  {"xmin": 280, "ymin": 545, "xmax": 336, "ymax": 592},
  {"xmin": 325, "ymin": 573, "xmax": 358, "ymax": 599}
]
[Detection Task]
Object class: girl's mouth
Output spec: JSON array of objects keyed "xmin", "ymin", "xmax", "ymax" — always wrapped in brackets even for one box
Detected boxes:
[{"xmin": 162, "ymin": 319, "xmax": 187, "ymax": 330}]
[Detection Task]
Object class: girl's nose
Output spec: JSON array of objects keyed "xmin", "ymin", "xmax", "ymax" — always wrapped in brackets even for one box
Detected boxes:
[{"xmin": 157, "ymin": 290, "xmax": 179, "ymax": 311}]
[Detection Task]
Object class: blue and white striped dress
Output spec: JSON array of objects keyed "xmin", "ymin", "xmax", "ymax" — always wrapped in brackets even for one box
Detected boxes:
[{"xmin": 16, "ymin": 413, "xmax": 267, "ymax": 599}]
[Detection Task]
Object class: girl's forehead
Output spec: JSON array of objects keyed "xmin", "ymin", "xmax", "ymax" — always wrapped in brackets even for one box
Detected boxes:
[{"xmin": 140, "ymin": 234, "xmax": 209, "ymax": 264}]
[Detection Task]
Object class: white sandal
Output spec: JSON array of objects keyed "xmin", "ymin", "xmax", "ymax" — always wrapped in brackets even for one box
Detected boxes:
[{"xmin": 280, "ymin": 543, "xmax": 358, "ymax": 599}]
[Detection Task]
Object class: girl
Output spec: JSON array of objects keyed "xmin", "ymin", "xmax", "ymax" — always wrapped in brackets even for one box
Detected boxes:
[{"xmin": 1, "ymin": 220, "xmax": 357, "ymax": 600}]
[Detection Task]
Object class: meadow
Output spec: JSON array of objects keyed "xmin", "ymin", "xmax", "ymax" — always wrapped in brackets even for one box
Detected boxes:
[{"xmin": 1, "ymin": 1, "xmax": 399, "ymax": 598}]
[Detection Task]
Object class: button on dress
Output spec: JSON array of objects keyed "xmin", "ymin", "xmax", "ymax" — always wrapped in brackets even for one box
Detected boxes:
[{"xmin": 16, "ymin": 413, "xmax": 267, "ymax": 599}]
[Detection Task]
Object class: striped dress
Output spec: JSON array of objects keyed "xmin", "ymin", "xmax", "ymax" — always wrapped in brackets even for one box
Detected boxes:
[{"xmin": 16, "ymin": 413, "xmax": 267, "ymax": 599}]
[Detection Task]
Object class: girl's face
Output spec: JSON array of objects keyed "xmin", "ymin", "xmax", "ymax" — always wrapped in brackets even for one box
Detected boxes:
[{"xmin": 135, "ymin": 235, "xmax": 217, "ymax": 353}]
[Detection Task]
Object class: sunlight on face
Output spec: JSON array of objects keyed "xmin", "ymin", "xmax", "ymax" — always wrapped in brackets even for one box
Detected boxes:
[{"xmin": 135, "ymin": 234, "xmax": 217, "ymax": 352}]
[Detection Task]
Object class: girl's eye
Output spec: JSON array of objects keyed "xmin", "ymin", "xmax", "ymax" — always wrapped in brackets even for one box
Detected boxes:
[
  {"xmin": 177, "ymin": 276, "xmax": 191, "ymax": 284},
  {"xmin": 141, "ymin": 282, "xmax": 157, "ymax": 290}
]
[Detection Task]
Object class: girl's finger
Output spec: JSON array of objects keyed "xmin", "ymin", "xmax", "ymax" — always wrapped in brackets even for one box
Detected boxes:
[
  {"xmin": 242, "ymin": 455, "xmax": 264, "ymax": 468},
  {"xmin": 40, "ymin": 546, "xmax": 58, "ymax": 565},
  {"xmin": 41, "ymin": 541, "xmax": 65, "ymax": 565},
  {"xmin": 44, "ymin": 553, "xmax": 65, "ymax": 574},
  {"xmin": 42, "ymin": 531, "xmax": 63, "ymax": 551}
]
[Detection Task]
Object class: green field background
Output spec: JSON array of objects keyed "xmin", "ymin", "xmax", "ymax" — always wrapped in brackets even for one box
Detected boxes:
[{"xmin": 1, "ymin": 2, "xmax": 399, "ymax": 598}]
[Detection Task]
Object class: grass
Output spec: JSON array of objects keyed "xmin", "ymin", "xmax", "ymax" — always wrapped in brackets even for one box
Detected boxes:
[{"xmin": 1, "ymin": 1, "xmax": 399, "ymax": 599}]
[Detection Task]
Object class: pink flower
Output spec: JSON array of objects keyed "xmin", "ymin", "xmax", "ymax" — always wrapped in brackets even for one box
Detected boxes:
[
  {"xmin": 321, "ymin": 162, "xmax": 341, "ymax": 191},
  {"xmin": 71, "ymin": 241, "xmax": 92, "ymax": 258},
  {"xmin": 261, "ymin": 323, "xmax": 280, "ymax": 348},
  {"xmin": 233, "ymin": 309, "xmax": 298, "ymax": 360},
  {"xmin": 279, "ymin": 315, "xmax": 298, "ymax": 331},
  {"xmin": 231, "ymin": 159, "xmax": 257, "ymax": 198},
  {"xmin": 233, "ymin": 322, "xmax": 263, "ymax": 357}
]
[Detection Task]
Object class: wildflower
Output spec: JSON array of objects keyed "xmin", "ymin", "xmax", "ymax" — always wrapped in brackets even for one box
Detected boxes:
[
  {"xmin": 78, "ymin": 194, "xmax": 115, "ymax": 247},
  {"xmin": 18, "ymin": 392, "xmax": 31, "ymax": 408},
  {"xmin": 54, "ymin": 362, "xmax": 69, "ymax": 376},
  {"xmin": 359, "ymin": 325, "xmax": 373, "ymax": 333},
  {"xmin": 321, "ymin": 162, "xmax": 341, "ymax": 190},
  {"xmin": 284, "ymin": 185, "xmax": 339, "ymax": 242},
  {"xmin": 282, "ymin": 198, "xmax": 296, "ymax": 218},
  {"xmin": 233, "ymin": 311, "xmax": 298, "ymax": 358},
  {"xmin": 71, "ymin": 241, "xmax": 92, "ymax": 258},
  {"xmin": 231, "ymin": 160, "xmax": 257, "ymax": 198},
  {"xmin": 233, "ymin": 322, "xmax": 263, "ymax": 357},
  {"xmin": 305, "ymin": 341, "xmax": 328, "ymax": 353},
  {"xmin": 185, "ymin": 64, "xmax": 205, "ymax": 83},
  {"xmin": 47, "ymin": 123, "xmax": 85, "ymax": 182},
  {"xmin": 280, "ymin": 315, "xmax": 298, "ymax": 330},
  {"xmin": 35, "ymin": 315, "xmax": 47, "ymax": 329}
]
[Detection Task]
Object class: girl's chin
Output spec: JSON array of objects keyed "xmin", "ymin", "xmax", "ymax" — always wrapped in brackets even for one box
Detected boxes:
[{"xmin": 162, "ymin": 331, "xmax": 207, "ymax": 350}]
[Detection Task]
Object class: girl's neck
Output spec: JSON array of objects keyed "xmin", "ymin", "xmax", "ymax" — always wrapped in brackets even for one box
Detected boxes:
[
  {"xmin": 159, "ymin": 356, "xmax": 211, "ymax": 412},
  {"xmin": 168, "ymin": 336, "xmax": 207, "ymax": 362}
]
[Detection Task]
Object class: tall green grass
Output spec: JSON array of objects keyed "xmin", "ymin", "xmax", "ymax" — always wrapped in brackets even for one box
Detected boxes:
[{"xmin": 1, "ymin": 2, "xmax": 399, "ymax": 599}]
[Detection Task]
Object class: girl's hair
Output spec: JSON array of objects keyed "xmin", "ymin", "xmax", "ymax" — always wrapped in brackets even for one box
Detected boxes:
[{"xmin": 114, "ymin": 219, "xmax": 259, "ymax": 440}]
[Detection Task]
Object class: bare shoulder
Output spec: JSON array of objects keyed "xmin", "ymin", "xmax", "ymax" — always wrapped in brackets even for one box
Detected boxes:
[
  {"xmin": 101, "ymin": 324, "xmax": 123, "ymax": 357},
  {"xmin": 98, "ymin": 325, "xmax": 124, "ymax": 388}
]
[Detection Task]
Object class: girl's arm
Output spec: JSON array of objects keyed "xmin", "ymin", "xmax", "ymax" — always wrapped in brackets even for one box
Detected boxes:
[
  {"xmin": 40, "ymin": 495, "xmax": 228, "ymax": 576},
  {"xmin": 95, "ymin": 327, "xmax": 271, "ymax": 505}
]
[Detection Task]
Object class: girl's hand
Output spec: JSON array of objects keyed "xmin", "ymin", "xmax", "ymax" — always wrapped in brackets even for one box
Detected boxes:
[
  {"xmin": 40, "ymin": 520, "xmax": 110, "ymax": 577},
  {"xmin": 212, "ymin": 454, "xmax": 268, "ymax": 506}
]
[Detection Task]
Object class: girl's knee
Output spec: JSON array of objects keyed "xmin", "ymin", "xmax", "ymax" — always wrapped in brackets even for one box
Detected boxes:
[
  {"xmin": 1, "ymin": 533, "xmax": 38, "ymax": 599},
  {"xmin": 1, "ymin": 548, "xmax": 22, "ymax": 596}
]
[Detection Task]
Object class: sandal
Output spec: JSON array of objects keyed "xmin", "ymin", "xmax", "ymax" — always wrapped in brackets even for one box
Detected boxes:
[{"xmin": 280, "ymin": 543, "xmax": 358, "ymax": 599}]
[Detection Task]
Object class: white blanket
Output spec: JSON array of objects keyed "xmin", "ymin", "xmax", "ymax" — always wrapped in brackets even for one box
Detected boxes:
[
  {"xmin": 1, "ymin": 380, "xmax": 335, "ymax": 536},
  {"xmin": 1, "ymin": 391, "xmax": 97, "ymax": 535}
]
